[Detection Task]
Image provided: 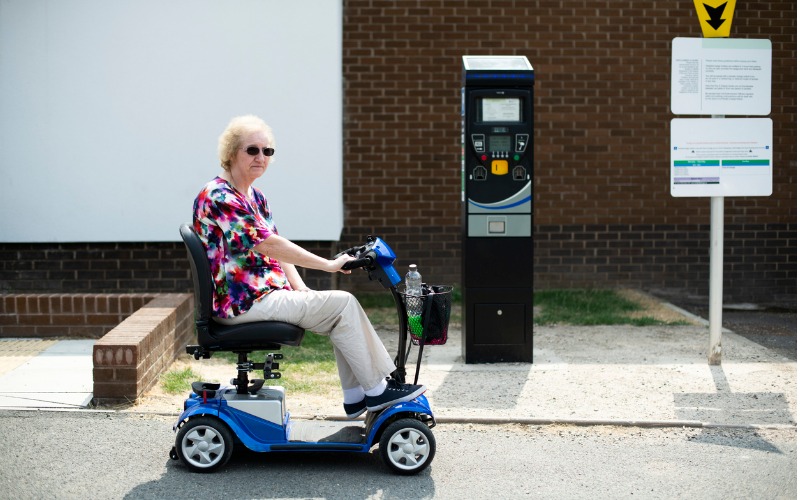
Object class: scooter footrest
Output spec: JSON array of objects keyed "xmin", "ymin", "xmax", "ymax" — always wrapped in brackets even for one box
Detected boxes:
[
  {"xmin": 191, "ymin": 381, "xmax": 221, "ymax": 398},
  {"xmin": 248, "ymin": 379, "xmax": 265, "ymax": 394}
]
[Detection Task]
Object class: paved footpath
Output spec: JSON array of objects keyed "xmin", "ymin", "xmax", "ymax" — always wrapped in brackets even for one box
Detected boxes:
[
  {"xmin": 0, "ymin": 338, "xmax": 93, "ymax": 409},
  {"xmin": 417, "ymin": 325, "xmax": 795, "ymax": 428}
]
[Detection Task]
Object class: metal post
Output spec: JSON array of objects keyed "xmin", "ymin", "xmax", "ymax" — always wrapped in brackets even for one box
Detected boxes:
[{"xmin": 708, "ymin": 196, "xmax": 724, "ymax": 365}]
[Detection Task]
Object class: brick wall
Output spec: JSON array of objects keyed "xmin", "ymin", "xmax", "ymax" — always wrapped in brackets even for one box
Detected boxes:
[
  {"xmin": 0, "ymin": 243, "xmax": 191, "ymax": 294},
  {"xmin": 0, "ymin": 293, "xmax": 154, "ymax": 338},
  {"xmin": 0, "ymin": 2, "xmax": 795, "ymax": 304},
  {"xmin": 535, "ymin": 223, "xmax": 797, "ymax": 305}
]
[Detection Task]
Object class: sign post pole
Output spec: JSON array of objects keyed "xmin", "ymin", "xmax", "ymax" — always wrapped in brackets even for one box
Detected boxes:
[
  {"xmin": 708, "ymin": 110, "xmax": 726, "ymax": 366},
  {"xmin": 708, "ymin": 194, "xmax": 724, "ymax": 365}
]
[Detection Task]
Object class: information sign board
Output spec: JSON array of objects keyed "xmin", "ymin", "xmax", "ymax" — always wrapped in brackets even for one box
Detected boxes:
[
  {"xmin": 670, "ymin": 118, "xmax": 772, "ymax": 197},
  {"xmin": 671, "ymin": 38, "xmax": 771, "ymax": 116}
]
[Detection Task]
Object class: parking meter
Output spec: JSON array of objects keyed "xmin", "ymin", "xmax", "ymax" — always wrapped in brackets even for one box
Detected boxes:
[{"xmin": 461, "ymin": 55, "xmax": 534, "ymax": 363}]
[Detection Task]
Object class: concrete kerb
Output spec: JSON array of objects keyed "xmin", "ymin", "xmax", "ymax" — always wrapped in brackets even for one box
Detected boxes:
[
  {"xmin": 7, "ymin": 408, "xmax": 796, "ymax": 432},
  {"xmin": 660, "ymin": 301, "xmax": 733, "ymax": 333},
  {"xmin": 430, "ymin": 416, "xmax": 796, "ymax": 430}
]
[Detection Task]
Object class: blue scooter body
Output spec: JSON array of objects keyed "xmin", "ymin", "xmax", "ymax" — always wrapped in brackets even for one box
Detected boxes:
[{"xmin": 174, "ymin": 386, "xmax": 434, "ymax": 453}]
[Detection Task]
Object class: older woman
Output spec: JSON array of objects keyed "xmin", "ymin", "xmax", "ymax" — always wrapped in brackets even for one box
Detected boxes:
[{"xmin": 193, "ymin": 115, "xmax": 424, "ymax": 418}]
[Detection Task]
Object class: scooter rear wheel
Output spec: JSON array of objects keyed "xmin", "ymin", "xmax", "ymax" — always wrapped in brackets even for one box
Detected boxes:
[
  {"xmin": 175, "ymin": 416, "xmax": 234, "ymax": 473},
  {"xmin": 379, "ymin": 418, "xmax": 436, "ymax": 475}
]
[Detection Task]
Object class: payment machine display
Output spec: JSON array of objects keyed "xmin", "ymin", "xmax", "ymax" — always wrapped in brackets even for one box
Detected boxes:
[{"xmin": 482, "ymin": 97, "xmax": 521, "ymax": 122}]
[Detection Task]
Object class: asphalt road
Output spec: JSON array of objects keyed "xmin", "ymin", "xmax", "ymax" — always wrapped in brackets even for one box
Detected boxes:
[{"xmin": 0, "ymin": 411, "xmax": 795, "ymax": 499}]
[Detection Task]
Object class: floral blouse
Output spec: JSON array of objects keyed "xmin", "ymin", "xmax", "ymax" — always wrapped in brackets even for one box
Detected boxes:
[{"xmin": 193, "ymin": 176, "xmax": 290, "ymax": 318}]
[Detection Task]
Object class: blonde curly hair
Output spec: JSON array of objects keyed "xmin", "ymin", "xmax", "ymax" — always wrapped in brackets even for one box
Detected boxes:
[{"xmin": 217, "ymin": 115, "xmax": 276, "ymax": 171}]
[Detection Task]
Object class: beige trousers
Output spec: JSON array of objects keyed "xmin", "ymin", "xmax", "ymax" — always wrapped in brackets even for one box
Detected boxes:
[{"xmin": 215, "ymin": 290, "xmax": 396, "ymax": 392}]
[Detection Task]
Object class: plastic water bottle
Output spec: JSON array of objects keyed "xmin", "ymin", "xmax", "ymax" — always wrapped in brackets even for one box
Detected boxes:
[
  {"xmin": 405, "ymin": 265, "xmax": 422, "ymax": 301},
  {"xmin": 405, "ymin": 264, "xmax": 423, "ymax": 336}
]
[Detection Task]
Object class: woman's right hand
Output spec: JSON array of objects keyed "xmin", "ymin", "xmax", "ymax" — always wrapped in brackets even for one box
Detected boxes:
[{"xmin": 330, "ymin": 253, "xmax": 355, "ymax": 274}]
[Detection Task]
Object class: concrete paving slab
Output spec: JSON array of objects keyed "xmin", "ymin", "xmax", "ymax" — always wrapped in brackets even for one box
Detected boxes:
[
  {"xmin": 0, "ymin": 339, "xmax": 94, "ymax": 409},
  {"xmin": 0, "ymin": 339, "xmax": 58, "ymax": 376},
  {"xmin": 418, "ymin": 326, "xmax": 796, "ymax": 427}
]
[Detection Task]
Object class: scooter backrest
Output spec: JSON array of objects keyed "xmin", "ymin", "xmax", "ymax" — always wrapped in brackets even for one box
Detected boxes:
[{"xmin": 179, "ymin": 224, "xmax": 215, "ymax": 324}]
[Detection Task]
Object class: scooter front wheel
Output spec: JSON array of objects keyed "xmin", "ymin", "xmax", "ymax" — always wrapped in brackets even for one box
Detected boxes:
[
  {"xmin": 175, "ymin": 416, "xmax": 234, "ymax": 473},
  {"xmin": 379, "ymin": 418, "xmax": 436, "ymax": 475}
]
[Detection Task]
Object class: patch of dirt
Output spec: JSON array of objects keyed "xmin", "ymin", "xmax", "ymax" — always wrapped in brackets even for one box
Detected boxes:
[
  {"xmin": 617, "ymin": 289, "xmax": 702, "ymax": 325},
  {"xmin": 97, "ymin": 354, "xmax": 230, "ymax": 414}
]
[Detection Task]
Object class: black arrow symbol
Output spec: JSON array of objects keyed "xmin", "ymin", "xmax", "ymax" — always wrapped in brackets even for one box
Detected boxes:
[{"xmin": 703, "ymin": 2, "xmax": 727, "ymax": 30}]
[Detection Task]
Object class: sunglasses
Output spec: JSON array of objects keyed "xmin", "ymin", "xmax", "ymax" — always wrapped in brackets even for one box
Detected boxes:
[{"xmin": 244, "ymin": 146, "xmax": 275, "ymax": 157}]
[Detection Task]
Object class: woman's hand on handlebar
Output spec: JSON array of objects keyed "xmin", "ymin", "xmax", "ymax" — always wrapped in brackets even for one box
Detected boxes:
[
  {"xmin": 330, "ymin": 253, "xmax": 355, "ymax": 274},
  {"xmin": 334, "ymin": 245, "xmax": 365, "ymax": 260}
]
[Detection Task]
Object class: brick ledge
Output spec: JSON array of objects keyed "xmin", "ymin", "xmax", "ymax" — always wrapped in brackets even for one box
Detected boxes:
[{"xmin": 92, "ymin": 293, "xmax": 194, "ymax": 403}]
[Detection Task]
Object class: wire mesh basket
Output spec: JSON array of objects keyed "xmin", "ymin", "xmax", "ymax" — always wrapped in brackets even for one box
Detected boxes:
[{"xmin": 400, "ymin": 285, "xmax": 452, "ymax": 346}]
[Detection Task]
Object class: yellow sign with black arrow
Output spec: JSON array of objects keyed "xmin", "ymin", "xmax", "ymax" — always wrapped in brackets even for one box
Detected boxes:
[{"xmin": 693, "ymin": 0, "xmax": 737, "ymax": 38}]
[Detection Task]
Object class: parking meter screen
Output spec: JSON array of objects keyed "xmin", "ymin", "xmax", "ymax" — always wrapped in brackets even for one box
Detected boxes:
[
  {"xmin": 489, "ymin": 135, "xmax": 512, "ymax": 152},
  {"xmin": 481, "ymin": 97, "xmax": 521, "ymax": 122}
]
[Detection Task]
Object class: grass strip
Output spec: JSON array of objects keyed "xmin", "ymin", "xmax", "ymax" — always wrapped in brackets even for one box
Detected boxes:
[
  {"xmin": 213, "ymin": 334, "xmax": 339, "ymax": 395},
  {"xmin": 160, "ymin": 367, "xmax": 201, "ymax": 394},
  {"xmin": 533, "ymin": 289, "xmax": 684, "ymax": 326}
]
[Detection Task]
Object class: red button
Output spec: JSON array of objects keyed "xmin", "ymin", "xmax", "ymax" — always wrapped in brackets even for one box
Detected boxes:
[{"xmin": 481, "ymin": 155, "xmax": 487, "ymax": 161}]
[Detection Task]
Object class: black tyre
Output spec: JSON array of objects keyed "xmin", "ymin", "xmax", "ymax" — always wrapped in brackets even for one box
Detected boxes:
[
  {"xmin": 175, "ymin": 416, "xmax": 234, "ymax": 473},
  {"xmin": 379, "ymin": 418, "xmax": 436, "ymax": 475}
]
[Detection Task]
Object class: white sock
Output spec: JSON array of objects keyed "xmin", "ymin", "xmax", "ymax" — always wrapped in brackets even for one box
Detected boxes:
[
  {"xmin": 343, "ymin": 386, "xmax": 365, "ymax": 404},
  {"xmin": 364, "ymin": 379, "xmax": 388, "ymax": 397}
]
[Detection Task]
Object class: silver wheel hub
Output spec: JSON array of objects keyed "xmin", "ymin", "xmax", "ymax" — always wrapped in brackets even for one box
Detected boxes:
[
  {"xmin": 388, "ymin": 428, "xmax": 430, "ymax": 469},
  {"xmin": 182, "ymin": 425, "xmax": 225, "ymax": 468}
]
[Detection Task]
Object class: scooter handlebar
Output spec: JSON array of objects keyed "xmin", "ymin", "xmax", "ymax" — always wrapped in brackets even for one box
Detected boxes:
[
  {"xmin": 334, "ymin": 245, "xmax": 367, "ymax": 259},
  {"xmin": 335, "ymin": 236, "xmax": 384, "ymax": 272},
  {"xmin": 334, "ymin": 236, "xmax": 399, "ymax": 289},
  {"xmin": 341, "ymin": 256, "xmax": 373, "ymax": 271}
]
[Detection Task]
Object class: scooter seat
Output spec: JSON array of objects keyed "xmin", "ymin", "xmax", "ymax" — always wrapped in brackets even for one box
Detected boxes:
[
  {"xmin": 203, "ymin": 320, "xmax": 305, "ymax": 351},
  {"xmin": 180, "ymin": 223, "xmax": 306, "ymax": 356}
]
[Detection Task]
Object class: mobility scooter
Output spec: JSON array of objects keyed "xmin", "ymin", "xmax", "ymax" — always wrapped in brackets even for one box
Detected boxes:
[{"xmin": 170, "ymin": 224, "xmax": 451, "ymax": 474}]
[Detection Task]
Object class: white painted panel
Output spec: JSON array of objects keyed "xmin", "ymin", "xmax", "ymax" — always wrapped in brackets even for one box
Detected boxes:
[{"xmin": 0, "ymin": 0, "xmax": 342, "ymax": 241}]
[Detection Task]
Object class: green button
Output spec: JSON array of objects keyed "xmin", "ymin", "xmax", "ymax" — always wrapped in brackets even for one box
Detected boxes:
[{"xmin": 513, "ymin": 154, "xmax": 520, "ymax": 161}]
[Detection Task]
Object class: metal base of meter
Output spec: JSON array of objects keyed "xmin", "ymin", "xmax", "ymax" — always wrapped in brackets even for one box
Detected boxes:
[
  {"xmin": 461, "ymin": 237, "xmax": 533, "ymax": 364},
  {"xmin": 463, "ymin": 288, "xmax": 533, "ymax": 364}
]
